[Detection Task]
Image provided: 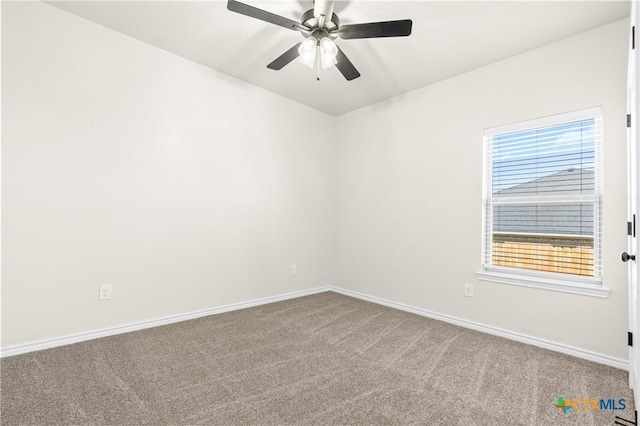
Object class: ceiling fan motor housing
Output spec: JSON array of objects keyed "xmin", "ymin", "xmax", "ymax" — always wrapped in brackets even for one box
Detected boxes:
[{"xmin": 301, "ymin": 9, "xmax": 339, "ymax": 36}]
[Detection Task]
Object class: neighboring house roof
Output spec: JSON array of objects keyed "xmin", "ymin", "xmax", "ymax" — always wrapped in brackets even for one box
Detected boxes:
[
  {"xmin": 494, "ymin": 168, "xmax": 594, "ymax": 197},
  {"xmin": 493, "ymin": 168, "xmax": 594, "ymax": 237}
]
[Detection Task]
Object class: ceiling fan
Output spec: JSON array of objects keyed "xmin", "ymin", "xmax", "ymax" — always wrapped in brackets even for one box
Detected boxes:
[{"xmin": 227, "ymin": 0, "xmax": 413, "ymax": 81}]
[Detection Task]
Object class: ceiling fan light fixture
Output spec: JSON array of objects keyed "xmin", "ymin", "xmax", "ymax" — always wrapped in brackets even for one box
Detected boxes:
[
  {"xmin": 319, "ymin": 37, "xmax": 338, "ymax": 69},
  {"xmin": 320, "ymin": 53, "xmax": 337, "ymax": 69},
  {"xmin": 298, "ymin": 37, "xmax": 317, "ymax": 68}
]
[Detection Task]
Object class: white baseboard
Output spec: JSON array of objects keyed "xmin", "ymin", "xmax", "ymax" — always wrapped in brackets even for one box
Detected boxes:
[
  {"xmin": 0, "ymin": 286, "xmax": 332, "ymax": 358},
  {"xmin": 331, "ymin": 286, "xmax": 629, "ymax": 371},
  {"xmin": 2, "ymin": 285, "xmax": 629, "ymax": 371}
]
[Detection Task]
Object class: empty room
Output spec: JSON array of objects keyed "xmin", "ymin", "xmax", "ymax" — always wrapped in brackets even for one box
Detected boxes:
[{"xmin": 2, "ymin": 0, "xmax": 640, "ymax": 424}]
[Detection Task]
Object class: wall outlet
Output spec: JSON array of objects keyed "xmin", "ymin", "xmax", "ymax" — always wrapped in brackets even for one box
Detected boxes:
[
  {"xmin": 99, "ymin": 284, "xmax": 112, "ymax": 301},
  {"xmin": 290, "ymin": 264, "xmax": 297, "ymax": 275},
  {"xmin": 464, "ymin": 283, "xmax": 474, "ymax": 298}
]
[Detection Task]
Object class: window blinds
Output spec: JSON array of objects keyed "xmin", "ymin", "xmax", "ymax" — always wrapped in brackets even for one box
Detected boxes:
[{"xmin": 483, "ymin": 108, "xmax": 603, "ymax": 280}]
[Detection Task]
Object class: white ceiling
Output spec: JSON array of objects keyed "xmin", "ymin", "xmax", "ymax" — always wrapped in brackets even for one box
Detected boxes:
[{"xmin": 48, "ymin": 1, "xmax": 630, "ymax": 116}]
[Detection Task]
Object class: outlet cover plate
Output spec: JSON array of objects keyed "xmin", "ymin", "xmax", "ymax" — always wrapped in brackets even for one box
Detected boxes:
[
  {"xmin": 464, "ymin": 283, "xmax": 474, "ymax": 298},
  {"xmin": 99, "ymin": 284, "xmax": 112, "ymax": 301}
]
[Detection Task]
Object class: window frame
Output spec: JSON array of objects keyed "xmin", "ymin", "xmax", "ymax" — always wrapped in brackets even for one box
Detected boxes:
[{"xmin": 477, "ymin": 107, "xmax": 609, "ymax": 298}]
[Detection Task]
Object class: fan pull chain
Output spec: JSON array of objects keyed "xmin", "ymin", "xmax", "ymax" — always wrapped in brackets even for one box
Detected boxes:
[{"xmin": 316, "ymin": 47, "xmax": 320, "ymax": 81}]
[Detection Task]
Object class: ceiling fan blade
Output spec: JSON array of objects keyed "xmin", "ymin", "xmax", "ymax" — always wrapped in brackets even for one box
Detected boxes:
[
  {"xmin": 227, "ymin": 0, "xmax": 307, "ymax": 31},
  {"xmin": 267, "ymin": 43, "xmax": 302, "ymax": 70},
  {"xmin": 337, "ymin": 19, "xmax": 413, "ymax": 39},
  {"xmin": 335, "ymin": 46, "xmax": 360, "ymax": 81}
]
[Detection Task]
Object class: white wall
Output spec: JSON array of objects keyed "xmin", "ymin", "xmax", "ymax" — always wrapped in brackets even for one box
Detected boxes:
[
  {"xmin": 2, "ymin": 2, "xmax": 335, "ymax": 347},
  {"xmin": 333, "ymin": 19, "xmax": 630, "ymax": 359},
  {"xmin": 2, "ymin": 2, "xmax": 631, "ymax": 362}
]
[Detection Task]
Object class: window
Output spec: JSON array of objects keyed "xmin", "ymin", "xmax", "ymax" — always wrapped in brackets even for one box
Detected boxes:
[{"xmin": 478, "ymin": 107, "xmax": 607, "ymax": 297}]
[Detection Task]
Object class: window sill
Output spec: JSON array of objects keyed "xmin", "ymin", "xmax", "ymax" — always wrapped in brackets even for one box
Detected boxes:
[{"xmin": 476, "ymin": 269, "xmax": 610, "ymax": 298}]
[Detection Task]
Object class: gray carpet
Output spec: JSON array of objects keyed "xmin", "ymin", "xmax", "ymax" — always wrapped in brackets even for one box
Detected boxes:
[{"xmin": 1, "ymin": 292, "xmax": 635, "ymax": 425}]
